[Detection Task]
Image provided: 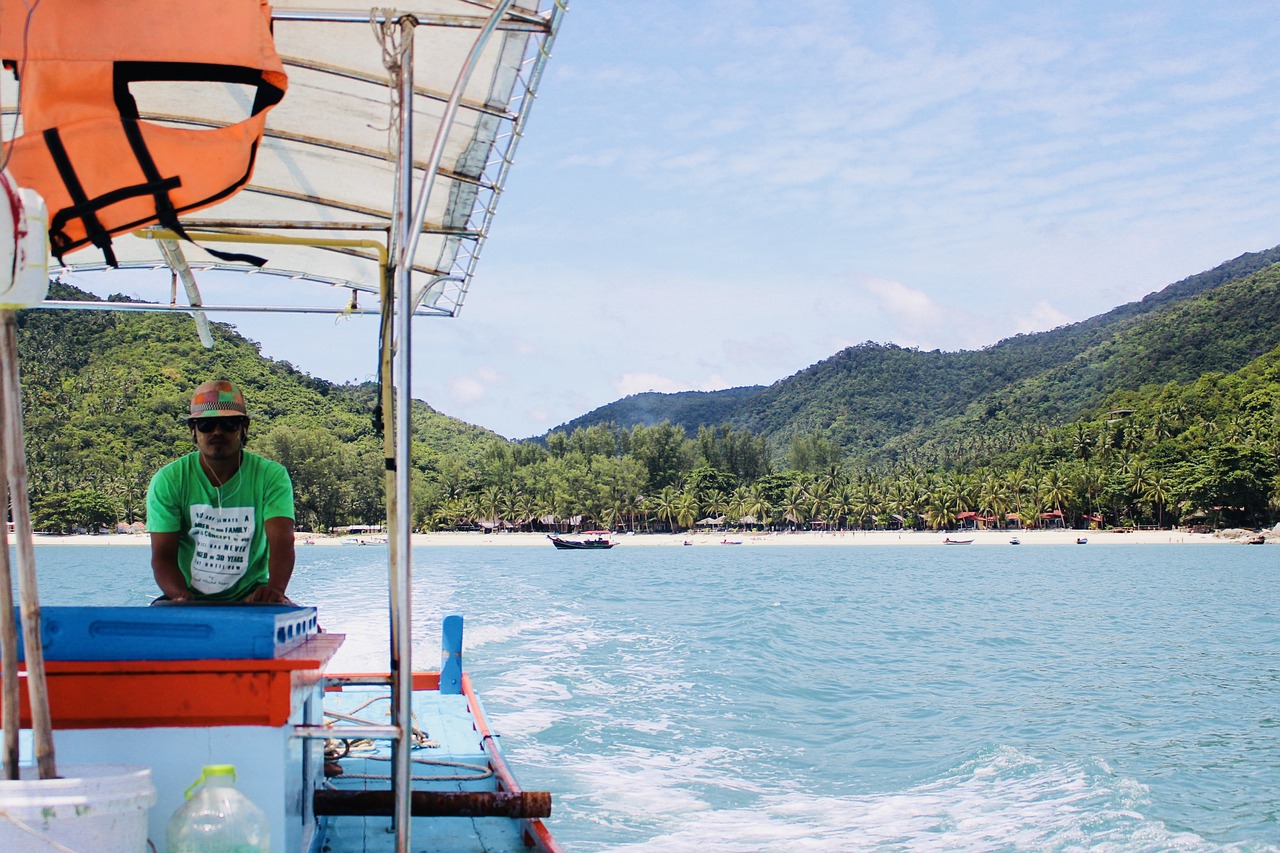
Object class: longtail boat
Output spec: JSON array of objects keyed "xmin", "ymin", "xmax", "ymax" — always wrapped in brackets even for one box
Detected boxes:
[{"xmin": 0, "ymin": 2, "xmax": 569, "ymax": 850}]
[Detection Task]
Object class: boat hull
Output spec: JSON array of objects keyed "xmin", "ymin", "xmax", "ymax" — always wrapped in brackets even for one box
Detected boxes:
[{"xmin": 548, "ymin": 536, "xmax": 615, "ymax": 549}]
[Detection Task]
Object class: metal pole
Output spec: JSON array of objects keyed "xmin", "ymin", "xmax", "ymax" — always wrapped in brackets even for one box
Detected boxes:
[
  {"xmin": 383, "ymin": 4, "xmax": 518, "ymax": 843},
  {"xmin": 383, "ymin": 4, "xmax": 532, "ymax": 846},
  {"xmin": 388, "ymin": 14, "xmax": 416, "ymax": 852}
]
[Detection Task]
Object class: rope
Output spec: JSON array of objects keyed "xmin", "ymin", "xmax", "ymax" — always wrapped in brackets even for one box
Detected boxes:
[
  {"xmin": 369, "ymin": 8, "xmax": 413, "ymax": 144},
  {"xmin": 0, "ymin": 812, "xmax": 79, "ymax": 852},
  {"xmin": 322, "ymin": 696, "xmax": 494, "ymax": 782},
  {"xmin": 335, "ymin": 755, "xmax": 494, "ymax": 783},
  {"xmin": 370, "ymin": 9, "xmax": 413, "ymax": 73},
  {"xmin": 324, "ymin": 697, "xmax": 432, "ymax": 749}
]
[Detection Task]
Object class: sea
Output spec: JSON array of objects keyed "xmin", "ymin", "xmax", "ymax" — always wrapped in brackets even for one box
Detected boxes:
[{"xmin": 28, "ymin": 542, "xmax": 1280, "ymax": 852}]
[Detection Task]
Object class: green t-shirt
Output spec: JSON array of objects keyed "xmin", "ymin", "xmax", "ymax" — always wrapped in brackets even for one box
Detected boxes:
[{"xmin": 145, "ymin": 451, "xmax": 295, "ymax": 601}]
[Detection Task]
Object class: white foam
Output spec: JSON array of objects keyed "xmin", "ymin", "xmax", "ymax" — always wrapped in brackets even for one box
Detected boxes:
[{"xmin": 562, "ymin": 746, "xmax": 1215, "ymax": 852}]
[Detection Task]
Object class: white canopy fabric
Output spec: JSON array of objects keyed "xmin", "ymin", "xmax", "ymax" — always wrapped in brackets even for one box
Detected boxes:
[{"xmin": 1, "ymin": 1, "xmax": 564, "ymax": 318}]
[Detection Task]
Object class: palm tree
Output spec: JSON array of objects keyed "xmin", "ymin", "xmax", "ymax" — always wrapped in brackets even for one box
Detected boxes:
[
  {"xmin": 477, "ymin": 485, "xmax": 503, "ymax": 530},
  {"xmin": 702, "ymin": 488, "xmax": 727, "ymax": 522},
  {"xmin": 827, "ymin": 484, "xmax": 854, "ymax": 531},
  {"xmin": 744, "ymin": 485, "xmax": 772, "ymax": 530},
  {"xmin": 650, "ymin": 486, "xmax": 678, "ymax": 533},
  {"xmin": 805, "ymin": 477, "xmax": 832, "ymax": 529},
  {"xmin": 1141, "ymin": 472, "xmax": 1172, "ymax": 528},
  {"xmin": 674, "ymin": 489, "xmax": 700, "ymax": 532},
  {"xmin": 1019, "ymin": 494, "xmax": 1045, "ymax": 530},
  {"xmin": 978, "ymin": 470, "xmax": 1009, "ymax": 530},
  {"xmin": 1074, "ymin": 464, "xmax": 1106, "ymax": 525},
  {"xmin": 885, "ymin": 480, "xmax": 917, "ymax": 530},
  {"xmin": 1040, "ymin": 468, "xmax": 1071, "ymax": 519},
  {"xmin": 1006, "ymin": 470, "xmax": 1031, "ymax": 520},
  {"xmin": 924, "ymin": 489, "xmax": 960, "ymax": 531},
  {"xmin": 727, "ymin": 486, "xmax": 750, "ymax": 529},
  {"xmin": 849, "ymin": 482, "xmax": 877, "ymax": 530},
  {"xmin": 817, "ymin": 463, "xmax": 844, "ymax": 496},
  {"xmin": 1071, "ymin": 423, "xmax": 1094, "ymax": 461},
  {"xmin": 780, "ymin": 485, "xmax": 809, "ymax": 530}
]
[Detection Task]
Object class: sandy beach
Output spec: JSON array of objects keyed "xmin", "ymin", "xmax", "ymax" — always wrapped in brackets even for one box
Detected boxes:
[{"xmin": 28, "ymin": 528, "xmax": 1265, "ymax": 547}]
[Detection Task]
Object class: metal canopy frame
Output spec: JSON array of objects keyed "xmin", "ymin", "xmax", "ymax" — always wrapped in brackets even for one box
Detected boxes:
[{"xmin": 2, "ymin": 0, "xmax": 562, "ymax": 323}]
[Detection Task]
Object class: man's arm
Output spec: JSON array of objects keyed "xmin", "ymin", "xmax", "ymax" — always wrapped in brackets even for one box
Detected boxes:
[
  {"xmin": 150, "ymin": 531, "xmax": 193, "ymax": 601},
  {"xmin": 245, "ymin": 516, "xmax": 296, "ymax": 603}
]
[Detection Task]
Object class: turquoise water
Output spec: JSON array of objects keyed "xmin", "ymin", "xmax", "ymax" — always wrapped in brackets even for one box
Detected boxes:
[{"xmin": 30, "ymin": 543, "xmax": 1280, "ymax": 851}]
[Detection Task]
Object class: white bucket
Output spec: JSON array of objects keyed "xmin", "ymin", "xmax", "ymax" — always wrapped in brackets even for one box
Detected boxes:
[{"xmin": 0, "ymin": 764, "xmax": 156, "ymax": 852}]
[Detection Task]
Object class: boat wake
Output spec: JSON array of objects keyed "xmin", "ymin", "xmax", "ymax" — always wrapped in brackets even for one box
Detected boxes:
[{"xmin": 583, "ymin": 745, "xmax": 1225, "ymax": 852}]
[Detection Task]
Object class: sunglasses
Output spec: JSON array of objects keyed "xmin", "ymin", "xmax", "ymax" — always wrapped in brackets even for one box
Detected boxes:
[{"xmin": 192, "ymin": 417, "xmax": 247, "ymax": 433}]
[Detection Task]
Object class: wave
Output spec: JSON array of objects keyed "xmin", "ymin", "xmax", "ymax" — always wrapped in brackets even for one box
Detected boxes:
[{"xmin": 578, "ymin": 745, "xmax": 1265, "ymax": 852}]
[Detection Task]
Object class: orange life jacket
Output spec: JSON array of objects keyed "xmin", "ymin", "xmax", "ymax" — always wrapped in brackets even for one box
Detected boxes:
[{"xmin": 0, "ymin": 0, "xmax": 287, "ymax": 265}]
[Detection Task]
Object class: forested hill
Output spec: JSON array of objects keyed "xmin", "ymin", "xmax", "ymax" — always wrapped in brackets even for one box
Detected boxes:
[
  {"xmin": 16, "ymin": 282, "xmax": 502, "ymax": 531},
  {"xmin": 546, "ymin": 386, "xmax": 766, "ymax": 439},
  {"xmin": 14, "ymin": 257, "xmax": 1280, "ymax": 536},
  {"xmin": 547, "ymin": 244, "xmax": 1280, "ymax": 462},
  {"xmin": 878, "ymin": 259, "xmax": 1280, "ymax": 468}
]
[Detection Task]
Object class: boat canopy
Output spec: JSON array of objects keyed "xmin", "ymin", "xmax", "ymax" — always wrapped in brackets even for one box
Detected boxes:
[{"xmin": 1, "ymin": 0, "xmax": 562, "ymax": 320}]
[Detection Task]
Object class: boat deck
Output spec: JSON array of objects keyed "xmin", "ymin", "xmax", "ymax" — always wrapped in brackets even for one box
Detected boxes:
[{"xmin": 321, "ymin": 680, "xmax": 555, "ymax": 853}]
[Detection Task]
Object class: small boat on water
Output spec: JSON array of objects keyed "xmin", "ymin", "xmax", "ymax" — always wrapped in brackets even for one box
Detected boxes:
[
  {"xmin": 943, "ymin": 537, "xmax": 974, "ymax": 545},
  {"xmin": 720, "ymin": 539, "xmax": 742, "ymax": 545},
  {"xmin": 1009, "ymin": 536, "xmax": 1021, "ymax": 545},
  {"xmin": 548, "ymin": 531, "xmax": 617, "ymax": 550},
  {"xmin": 1077, "ymin": 537, "xmax": 1089, "ymax": 544}
]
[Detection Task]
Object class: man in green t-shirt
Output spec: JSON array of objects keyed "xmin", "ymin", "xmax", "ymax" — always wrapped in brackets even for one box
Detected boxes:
[{"xmin": 146, "ymin": 380, "xmax": 296, "ymax": 602}]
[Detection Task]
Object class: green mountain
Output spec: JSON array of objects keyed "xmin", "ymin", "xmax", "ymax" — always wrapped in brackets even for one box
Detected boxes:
[
  {"xmin": 548, "ymin": 245, "xmax": 1280, "ymax": 465},
  {"xmin": 546, "ymin": 386, "xmax": 765, "ymax": 438},
  {"xmin": 16, "ymin": 282, "xmax": 502, "ymax": 532},
  {"xmin": 885, "ymin": 259, "xmax": 1280, "ymax": 469},
  {"xmin": 14, "ymin": 243, "xmax": 1280, "ymax": 536}
]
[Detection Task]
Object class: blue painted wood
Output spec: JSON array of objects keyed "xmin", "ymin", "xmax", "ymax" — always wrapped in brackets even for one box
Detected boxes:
[
  {"xmin": 13, "ymin": 605, "xmax": 318, "ymax": 660},
  {"xmin": 440, "ymin": 613, "xmax": 464, "ymax": 694},
  {"xmin": 321, "ymin": 681, "xmax": 543, "ymax": 851}
]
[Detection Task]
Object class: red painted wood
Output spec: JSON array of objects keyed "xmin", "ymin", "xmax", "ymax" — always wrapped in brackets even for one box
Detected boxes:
[{"xmin": 17, "ymin": 633, "xmax": 344, "ymax": 729}]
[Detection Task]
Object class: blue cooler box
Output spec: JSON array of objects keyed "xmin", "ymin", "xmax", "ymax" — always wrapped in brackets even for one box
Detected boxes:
[{"xmin": 14, "ymin": 605, "xmax": 319, "ymax": 661}]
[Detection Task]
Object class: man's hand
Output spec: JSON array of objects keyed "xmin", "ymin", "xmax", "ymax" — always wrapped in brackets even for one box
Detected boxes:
[
  {"xmin": 245, "ymin": 585, "xmax": 293, "ymax": 604},
  {"xmin": 151, "ymin": 531, "xmax": 195, "ymax": 601}
]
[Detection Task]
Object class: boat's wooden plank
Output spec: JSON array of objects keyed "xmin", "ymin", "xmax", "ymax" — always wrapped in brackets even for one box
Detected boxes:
[
  {"xmin": 19, "ymin": 634, "xmax": 344, "ymax": 728},
  {"xmin": 315, "ymin": 788, "xmax": 550, "ymax": 818},
  {"xmin": 323, "ymin": 812, "xmax": 537, "ymax": 853}
]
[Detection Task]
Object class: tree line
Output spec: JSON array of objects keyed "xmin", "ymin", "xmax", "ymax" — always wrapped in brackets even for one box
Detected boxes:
[
  {"xmin": 16, "ymin": 284, "xmax": 1280, "ymax": 536},
  {"xmin": 412, "ymin": 357, "xmax": 1279, "ymax": 534}
]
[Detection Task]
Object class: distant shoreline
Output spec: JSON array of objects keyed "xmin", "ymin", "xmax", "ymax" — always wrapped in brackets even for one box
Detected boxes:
[{"xmin": 27, "ymin": 529, "xmax": 1265, "ymax": 547}]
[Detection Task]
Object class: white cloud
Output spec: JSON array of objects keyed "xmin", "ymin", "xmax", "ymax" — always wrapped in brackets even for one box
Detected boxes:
[
  {"xmin": 450, "ymin": 377, "xmax": 488, "ymax": 405},
  {"xmin": 1013, "ymin": 301, "xmax": 1073, "ymax": 336},
  {"xmin": 612, "ymin": 373, "xmax": 693, "ymax": 398},
  {"xmin": 863, "ymin": 278, "xmax": 946, "ymax": 345}
]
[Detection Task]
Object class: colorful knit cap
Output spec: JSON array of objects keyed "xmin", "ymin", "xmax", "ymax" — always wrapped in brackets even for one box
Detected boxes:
[{"xmin": 188, "ymin": 380, "xmax": 248, "ymax": 419}]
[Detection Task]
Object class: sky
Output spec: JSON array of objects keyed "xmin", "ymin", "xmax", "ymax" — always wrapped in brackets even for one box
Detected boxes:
[{"xmin": 63, "ymin": 1, "xmax": 1280, "ymax": 439}]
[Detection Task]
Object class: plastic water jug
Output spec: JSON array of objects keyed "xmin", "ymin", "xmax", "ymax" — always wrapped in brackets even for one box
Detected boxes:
[{"xmin": 166, "ymin": 764, "xmax": 269, "ymax": 853}]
